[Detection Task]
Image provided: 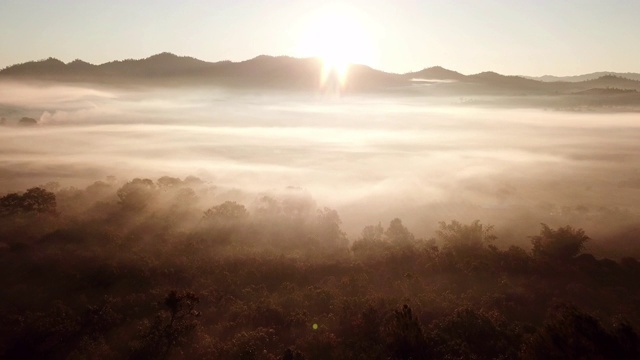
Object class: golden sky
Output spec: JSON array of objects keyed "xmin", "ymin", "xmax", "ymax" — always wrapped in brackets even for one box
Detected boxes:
[{"xmin": 1, "ymin": 0, "xmax": 639, "ymax": 76}]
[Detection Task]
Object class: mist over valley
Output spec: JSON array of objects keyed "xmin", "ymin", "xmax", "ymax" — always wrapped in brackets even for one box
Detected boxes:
[
  {"xmin": 2, "ymin": 73, "xmax": 639, "ymax": 256},
  {"xmin": 2, "ymin": 50, "xmax": 640, "ymax": 359}
]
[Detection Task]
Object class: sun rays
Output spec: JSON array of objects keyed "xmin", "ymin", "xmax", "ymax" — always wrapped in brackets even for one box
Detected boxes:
[{"xmin": 296, "ymin": 5, "xmax": 377, "ymax": 91}]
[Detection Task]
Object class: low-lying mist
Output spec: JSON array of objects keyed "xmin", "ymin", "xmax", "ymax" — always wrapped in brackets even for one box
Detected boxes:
[{"xmin": 1, "ymin": 81, "xmax": 639, "ymax": 256}]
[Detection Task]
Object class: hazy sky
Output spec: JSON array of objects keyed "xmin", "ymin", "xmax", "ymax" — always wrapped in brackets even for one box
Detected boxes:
[{"xmin": 1, "ymin": 0, "xmax": 639, "ymax": 76}]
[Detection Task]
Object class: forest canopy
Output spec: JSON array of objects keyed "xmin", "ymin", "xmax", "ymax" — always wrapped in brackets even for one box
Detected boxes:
[{"xmin": 0, "ymin": 176, "xmax": 639, "ymax": 359}]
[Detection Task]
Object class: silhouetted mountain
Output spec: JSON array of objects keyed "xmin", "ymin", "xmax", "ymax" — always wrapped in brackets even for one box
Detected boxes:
[
  {"xmin": 447, "ymin": 71, "xmax": 557, "ymax": 95},
  {"xmin": 467, "ymin": 71, "xmax": 540, "ymax": 85},
  {"xmin": 67, "ymin": 59, "xmax": 93, "ymax": 71},
  {"xmin": 97, "ymin": 52, "xmax": 216, "ymax": 79},
  {"xmin": 1, "ymin": 57, "xmax": 68, "ymax": 78},
  {"xmin": 528, "ymin": 72, "xmax": 640, "ymax": 82},
  {"xmin": 0, "ymin": 53, "xmax": 407, "ymax": 91},
  {"xmin": 2, "ymin": 53, "xmax": 639, "ymax": 97},
  {"xmin": 573, "ymin": 88, "xmax": 638, "ymax": 95},
  {"xmin": 404, "ymin": 66, "xmax": 466, "ymax": 81},
  {"xmin": 345, "ymin": 64, "xmax": 408, "ymax": 90},
  {"xmin": 209, "ymin": 55, "xmax": 322, "ymax": 89},
  {"xmin": 579, "ymin": 75, "xmax": 640, "ymax": 91}
]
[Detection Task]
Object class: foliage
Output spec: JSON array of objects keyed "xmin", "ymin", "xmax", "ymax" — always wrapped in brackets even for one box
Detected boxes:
[
  {"xmin": 0, "ymin": 179, "xmax": 638, "ymax": 359},
  {"xmin": 383, "ymin": 304, "xmax": 428, "ymax": 359},
  {"xmin": 531, "ymin": 223, "xmax": 589, "ymax": 261},
  {"xmin": 0, "ymin": 187, "xmax": 57, "ymax": 216},
  {"xmin": 521, "ymin": 304, "xmax": 639, "ymax": 359},
  {"xmin": 116, "ymin": 178, "xmax": 156, "ymax": 210},
  {"xmin": 361, "ymin": 222, "xmax": 384, "ymax": 242},
  {"xmin": 437, "ymin": 219, "xmax": 496, "ymax": 255},
  {"xmin": 203, "ymin": 201, "xmax": 248, "ymax": 221},
  {"xmin": 429, "ymin": 308, "xmax": 521, "ymax": 359},
  {"xmin": 385, "ymin": 218, "xmax": 415, "ymax": 244}
]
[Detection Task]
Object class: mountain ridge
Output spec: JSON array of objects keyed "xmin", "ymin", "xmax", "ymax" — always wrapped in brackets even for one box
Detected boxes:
[{"xmin": 2, "ymin": 52, "xmax": 640, "ymax": 95}]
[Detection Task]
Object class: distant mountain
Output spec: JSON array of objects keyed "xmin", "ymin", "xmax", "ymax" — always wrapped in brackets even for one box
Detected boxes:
[
  {"xmin": 527, "ymin": 72, "xmax": 640, "ymax": 82},
  {"xmin": 0, "ymin": 53, "xmax": 409, "ymax": 91},
  {"xmin": 404, "ymin": 66, "xmax": 465, "ymax": 81},
  {"xmin": 467, "ymin": 71, "xmax": 541, "ymax": 86},
  {"xmin": 1, "ymin": 57, "xmax": 68, "ymax": 77},
  {"xmin": 97, "ymin": 52, "xmax": 213, "ymax": 77},
  {"xmin": 2, "ymin": 53, "xmax": 640, "ymax": 97},
  {"xmin": 573, "ymin": 88, "xmax": 638, "ymax": 95},
  {"xmin": 579, "ymin": 75, "xmax": 640, "ymax": 90}
]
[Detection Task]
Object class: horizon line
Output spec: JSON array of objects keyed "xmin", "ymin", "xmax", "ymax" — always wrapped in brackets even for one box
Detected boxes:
[{"xmin": 1, "ymin": 51, "xmax": 638, "ymax": 79}]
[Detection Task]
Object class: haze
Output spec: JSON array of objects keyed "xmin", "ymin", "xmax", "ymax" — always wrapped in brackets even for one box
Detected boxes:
[
  {"xmin": 3, "ymin": 2, "xmax": 640, "ymax": 358},
  {"xmin": 2, "ymin": 81, "xmax": 639, "ymax": 256}
]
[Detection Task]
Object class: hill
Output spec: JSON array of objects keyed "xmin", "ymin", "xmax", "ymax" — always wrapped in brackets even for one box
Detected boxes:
[
  {"xmin": 404, "ymin": 66, "xmax": 466, "ymax": 81},
  {"xmin": 0, "ymin": 53, "xmax": 403, "ymax": 91},
  {"xmin": 529, "ymin": 71, "xmax": 640, "ymax": 82},
  {"xmin": 2, "ymin": 53, "xmax": 640, "ymax": 97}
]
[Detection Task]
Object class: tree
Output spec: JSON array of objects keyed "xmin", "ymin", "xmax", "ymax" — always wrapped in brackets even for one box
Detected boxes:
[
  {"xmin": 132, "ymin": 291, "xmax": 200, "ymax": 359},
  {"xmin": 429, "ymin": 308, "xmax": 519, "ymax": 359},
  {"xmin": 21, "ymin": 187, "xmax": 57, "ymax": 213},
  {"xmin": 361, "ymin": 222, "xmax": 384, "ymax": 242},
  {"xmin": 383, "ymin": 304, "xmax": 427, "ymax": 359},
  {"xmin": 157, "ymin": 176, "xmax": 182, "ymax": 189},
  {"xmin": 521, "ymin": 304, "xmax": 618, "ymax": 359},
  {"xmin": 203, "ymin": 201, "xmax": 247, "ymax": 222},
  {"xmin": 116, "ymin": 178, "xmax": 156, "ymax": 210},
  {"xmin": 0, "ymin": 193, "xmax": 23, "ymax": 216},
  {"xmin": 436, "ymin": 220, "xmax": 496, "ymax": 255},
  {"xmin": 0, "ymin": 187, "xmax": 56, "ymax": 216},
  {"xmin": 315, "ymin": 207, "xmax": 346, "ymax": 246},
  {"xmin": 385, "ymin": 218, "xmax": 414, "ymax": 244},
  {"xmin": 530, "ymin": 224, "xmax": 589, "ymax": 261}
]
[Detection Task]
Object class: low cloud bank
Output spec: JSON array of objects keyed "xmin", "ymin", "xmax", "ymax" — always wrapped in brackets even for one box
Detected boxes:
[{"xmin": 1, "ymin": 82, "xmax": 639, "ymax": 256}]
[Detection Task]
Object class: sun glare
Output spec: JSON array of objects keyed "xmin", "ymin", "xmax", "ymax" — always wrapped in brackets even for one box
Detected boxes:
[{"xmin": 297, "ymin": 6, "xmax": 377, "ymax": 90}]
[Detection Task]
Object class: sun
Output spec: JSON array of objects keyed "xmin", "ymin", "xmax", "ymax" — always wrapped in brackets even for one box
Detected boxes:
[{"xmin": 297, "ymin": 6, "xmax": 377, "ymax": 90}]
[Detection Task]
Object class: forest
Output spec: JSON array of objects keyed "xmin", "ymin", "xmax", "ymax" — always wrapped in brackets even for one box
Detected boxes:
[{"xmin": 1, "ymin": 176, "xmax": 639, "ymax": 359}]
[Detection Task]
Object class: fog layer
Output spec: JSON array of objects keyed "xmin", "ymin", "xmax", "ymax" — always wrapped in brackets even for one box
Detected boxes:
[{"xmin": 1, "ymin": 81, "xmax": 639, "ymax": 255}]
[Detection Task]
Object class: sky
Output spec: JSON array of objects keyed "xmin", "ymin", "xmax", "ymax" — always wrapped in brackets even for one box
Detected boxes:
[{"xmin": 1, "ymin": 0, "xmax": 640, "ymax": 76}]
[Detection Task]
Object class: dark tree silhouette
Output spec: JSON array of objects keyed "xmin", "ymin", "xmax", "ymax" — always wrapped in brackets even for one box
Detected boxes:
[
  {"xmin": 531, "ymin": 223, "xmax": 589, "ymax": 261},
  {"xmin": 21, "ymin": 187, "xmax": 57, "ymax": 213},
  {"xmin": 0, "ymin": 187, "xmax": 56, "ymax": 215},
  {"xmin": 430, "ymin": 308, "xmax": 519, "ymax": 359},
  {"xmin": 521, "ymin": 304, "xmax": 630, "ymax": 359},
  {"xmin": 116, "ymin": 178, "xmax": 156, "ymax": 210},
  {"xmin": 436, "ymin": 220, "xmax": 496, "ymax": 255},
  {"xmin": 203, "ymin": 201, "xmax": 248, "ymax": 221},
  {"xmin": 383, "ymin": 304, "xmax": 427, "ymax": 359},
  {"xmin": 132, "ymin": 291, "xmax": 200, "ymax": 360}
]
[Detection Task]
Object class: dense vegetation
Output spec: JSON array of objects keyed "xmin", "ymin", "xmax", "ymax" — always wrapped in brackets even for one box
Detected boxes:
[{"xmin": 1, "ymin": 177, "xmax": 639, "ymax": 359}]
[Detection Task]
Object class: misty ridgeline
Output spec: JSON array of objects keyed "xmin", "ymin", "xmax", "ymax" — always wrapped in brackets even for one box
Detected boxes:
[{"xmin": 1, "ymin": 176, "xmax": 639, "ymax": 359}]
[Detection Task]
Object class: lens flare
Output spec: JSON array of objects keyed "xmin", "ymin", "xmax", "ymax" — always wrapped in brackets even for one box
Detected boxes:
[{"xmin": 297, "ymin": 5, "xmax": 377, "ymax": 92}]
